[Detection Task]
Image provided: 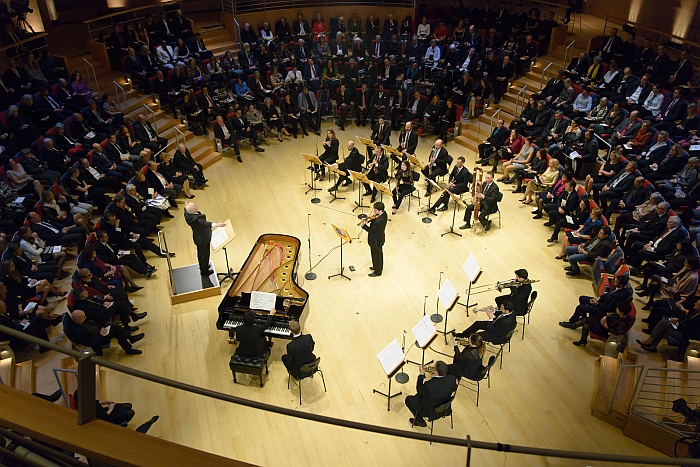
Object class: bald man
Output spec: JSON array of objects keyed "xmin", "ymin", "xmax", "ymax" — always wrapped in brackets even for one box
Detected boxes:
[
  {"xmin": 68, "ymin": 310, "xmax": 143, "ymax": 355},
  {"xmin": 184, "ymin": 202, "xmax": 226, "ymax": 276},
  {"xmin": 328, "ymin": 141, "xmax": 365, "ymax": 192}
]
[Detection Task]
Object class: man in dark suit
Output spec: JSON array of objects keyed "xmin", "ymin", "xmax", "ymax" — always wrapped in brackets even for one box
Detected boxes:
[
  {"xmin": 156, "ymin": 12, "xmax": 174, "ymax": 43},
  {"xmin": 523, "ymin": 100, "xmax": 551, "ymax": 137},
  {"xmin": 369, "ymin": 115, "xmax": 391, "ymax": 158},
  {"xmin": 184, "ymin": 202, "xmax": 226, "ymax": 276},
  {"xmin": 95, "ymin": 230, "xmax": 154, "ymax": 278},
  {"xmin": 235, "ymin": 309, "xmax": 276, "ymax": 358},
  {"xmin": 533, "ymin": 70, "xmax": 565, "ymax": 104},
  {"xmin": 124, "ymin": 182, "xmax": 163, "ymax": 226},
  {"xmin": 495, "ymin": 269, "xmax": 532, "ymax": 317},
  {"xmin": 68, "ymin": 310, "xmax": 143, "ymax": 355},
  {"xmin": 536, "ymin": 110, "xmax": 568, "ymax": 149},
  {"xmin": 133, "ymin": 114, "xmax": 167, "ymax": 154},
  {"xmin": 608, "ymin": 110, "xmax": 642, "ymax": 146},
  {"xmin": 462, "ymin": 172, "xmax": 501, "ymax": 231},
  {"xmin": 604, "ymin": 67, "xmax": 639, "ymax": 102},
  {"xmin": 560, "ymin": 274, "xmax": 631, "ymax": 328},
  {"xmin": 597, "ymin": 28, "xmax": 623, "ymax": 62},
  {"xmin": 335, "ymin": 84, "xmax": 353, "ymax": 131},
  {"xmin": 329, "ymin": 140, "xmax": 365, "ymax": 192},
  {"xmin": 293, "ymin": 14, "xmax": 310, "ymax": 41},
  {"xmin": 5, "ymin": 242, "xmax": 54, "ymax": 282},
  {"xmin": 492, "ymin": 55, "xmax": 514, "ymax": 104},
  {"xmin": 282, "ymin": 320, "xmax": 316, "ymax": 379},
  {"xmin": 174, "ymin": 142, "xmax": 206, "ymax": 187},
  {"xmin": 404, "ymin": 360, "xmax": 457, "ymax": 428},
  {"xmin": 514, "ymin": 34, "xmax": 537, "ymax": 76},
  {"xmin": 476, "ymin": 119, "xmax": 508, "ymax": 165},
  {"xmin": 365, "ymin": 15, "xmax": 380, "ymax": 44},
  {"xmin": 99, "ymin": 211, "xmax": 169, "ymax": 262},
  {"xmin": 567, "ymin": 129, "xmax": 599, "ymax": 171},
  {"xmin": 231, "ymin": 108, "xmax": 265, "ymax": 152},
  {"xmin": 213, "ymin": 115, "xmax": 242, "ymax": 162},
  {"xmin": 642, "ymin": 44, "xmax": 672, "ymax": 84},
  {"xmin": 627, "ymin": 216, "xmax": 689, "ymax": 268},
  {"xmin": 106, "ymin": 195, "xmax": 152, "ymax": 236},
  {"xmin": 621, "ymin": 202, "xmax": 670, "ymax": 251},
  {"xmin": 634, "ymin": 38, "xmax": 655, "ymax": 70},
  {"xmin": 238, "ymin": 43, "xmax": 258, "ymax": 75},
  {"xmin": 456, "ymin": 299, "xmax": 517, "ymax": 344},
  {"xmin": 421, "ymin": 139, "xmax": 449, "ymax": 196},
  {"xmin": 565, "ymin": 227, "xmax": 614, "ymax": 275},
  {"xmin": 171, "ymin": 10, "xmax": 192, "ymax": 38},
  {"xmin": 382, "ymin": 14, "xmax": 398, "ymax": 41},
  {"xmin": 3, "ymin": 58, "xmax": 31, "ymax": 94},
  {"xmin": 152, "ymin": 70, "xmax": 180, "ymax": 119},
  {"xmin": 565, "ymin": 52, "xmax": 589, "ymax": 80},
  {"xmin": 362, "ymin": 202, "xmax": 387, "ymax": 277},
  {"xmin": 37, "ymin": 88, "xmax": 69, "ymax": 122},
  {"xmin": 544, "ymin": 179, "xmax": 579, "ymax": 226},
  {"xmin": 72, "ymin": 286, "xmax": 142, "ymax": 333},
  {"xmin": 429, "ymin": 156, "xmax": 471, "ymax": 212},
  {"xmin": 294, "ymin": 38, "xmax": 311, "ymax": 67},
  {"xmin": 654, "ymin": 88, "xmax": 686, "ymax": 127},
  {"xmin": 354, "ymin": 83, "xmax": 371, "ymax": 127},
  {"xmin": 370, "ymin": 84, "xmax": 390, "ymax": 126},
  {"xmin": 27, "ymin": 212, "xmax": 85, "ymax": 251},
  {"xmin": 393, "ymin": 121, "xmax": 418, "ymax": 164},
  {"xmin": 405, "ymin": 91, "xmax": 426, "ymax": 125},
  {"xmin": 363, "ymin": 146, "xmax": 389, "ymax": 203},
  {"xmin": 604, "ymin": 176, "xmax": 648, "ymax": 223},
  {"xmin": 595, "ymin": 161, "xmax": 638, "ymax": 208}
]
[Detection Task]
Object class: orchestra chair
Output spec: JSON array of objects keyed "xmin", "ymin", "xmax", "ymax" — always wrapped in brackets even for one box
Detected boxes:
[
  {"xmin": 486, "ymin": 330, "xmax": 515, "ymax": 369},
  {"xmin": 412, "ymin": 389, "xmax": 457, "ymax": 442},
  {"xmin": 484, "ymin": 208, "xmax": 501, "ymax": 229},
  {"xmin": 517, "ymin": 291, "xmax": 538, "ymax": 340},
  {"xmin": 459, "ymin": 355, "xmax": 496, "ymax": 407},
  {"xmin": 287, "ymin": 357, "xmax": 326, "ymax": 405},
  {"xmin": 229, "ymin": 351, "xmax": 270, "ymax": 387},
  {"xmin": 406, "ymin": 170, "xmax": 421, "ymax": 212}
]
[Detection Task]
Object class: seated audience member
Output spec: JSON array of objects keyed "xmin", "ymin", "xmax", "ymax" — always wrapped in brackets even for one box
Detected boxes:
[
  {"xmin": 637, "ymin": 296, "xmax": 700, "ymax": 353},
  {"xmin": 572, "ymin": 302, "xmax": 631, "ymax": 347},
  {"xmin": 559, "ymin": 274, "xmax": 631, "ymax": 328},
  {"xmin": 68, "ymin": 309, "xmax": 143, "ymax": 355},
  {"xmin": 564, "ymin": 226, "xmax": 613, "ymax": 276}
]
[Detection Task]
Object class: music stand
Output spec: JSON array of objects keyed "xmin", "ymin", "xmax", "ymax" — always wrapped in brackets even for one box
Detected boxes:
[
  {"xmin": 407, "ymin": 315, "xmax": 437, "ymax": 368},
  {"xmin": 418, "ymin": 178, "xmax": 441, "ymax": 223},
  {"xmin": 371, "ymin": 181, "xmax": 393, "ymax": 206},
  {"xmin": 325, "ymin": 164, "xmax": 346, "ymax": 203},
  {"xmin": 407, "ymin": 154, "xmax": 422, "ymax": 172},
  {"xmin": 435, "ymin": 278, "xmax": 459, "ymax": 344},
  {"xmin": 303, "ymin": 153, "xmax": 322, "ymax": 204},
  {"xmin": 459, "ymin": 254, "xmax": 482, "ymax": 317},
  {"xmin": 374, "ymin": 339, "xmax": 406, "ymax": 411},
  {"xmin": 357, "ymin": 136, "xmax": 377, "ymax": 151},
  {"xmin": 328, "ymin": 224, "xmax": 352, "ymax": 281},
  {"xmin": 348, "ymin": 170, "xmax": 371, "ymax": 219},
  {"xmin": 211, "ymin": 219, "xmax": 237, "ymax": 283},
  {"xmin": 383, "ymin": 145, "xmax": 403, "ymax": 179},
  {"xmin": 441, "ymin": 191, "xmax": 468, "ymax": 238}
]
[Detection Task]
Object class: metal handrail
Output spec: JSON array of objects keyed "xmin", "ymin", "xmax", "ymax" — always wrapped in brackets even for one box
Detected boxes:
[
  {"xmin": 539, "ymin": 62, "xmax": 553, "ymax": 91},
  {"xmin": 2, "ymin": 325, "xmax": 700, "ymax": 466},
  {"xmin": 233, "ymin": 17, "xmax": 241, "ymax": 48},
  {"xmin": 514, "ymin": 85, "xmax": 527, "ymax": 116},
  {"xmin": 84, "ymin": 58, "xmax": 99, "ymax": 96},
  {"xmin": 594, "ymin": 132, "xmax": 612, "ymax": 160},
  {"xmin": 157, "ymin": 230, "xmax": 176, "ymax": 296},
  {"xmin": 605, "ymin": 364, "xmax": 646, "ymax": 414},
  {"xmin": 113, "ymin": 81, "xmax": 126, "ymax": 115},
  {"xmin": 489, "ymin": 108, "xmax": 501, "ymax": 134},
  {"xmin": 564, "ymin": 40, "xmax": 575, "ymax": 70},
  {"xmin": 174, "ymin": 125, "xmax": 185, "ymax": 148},
  {"xmin": 142, "ymin": 104, "xmax": 158, "ymax": 135}
]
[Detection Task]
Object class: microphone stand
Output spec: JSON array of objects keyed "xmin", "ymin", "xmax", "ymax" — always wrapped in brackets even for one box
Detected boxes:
[
  {"xmin": 395, "ymin": 331, "xmax": 409, "ymax": 384},
  {"xmin": 304, "ymin": 213, "xmax": 317, "ymax": 280},
  {"xmin": 431, "ymin": 272, "xmax": 444, "ymax": 324}
]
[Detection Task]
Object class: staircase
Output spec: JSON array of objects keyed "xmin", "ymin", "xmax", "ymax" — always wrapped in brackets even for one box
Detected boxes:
[{"xmin": 199, "ymin": 24, "xmax": 239, "ymax": 56}]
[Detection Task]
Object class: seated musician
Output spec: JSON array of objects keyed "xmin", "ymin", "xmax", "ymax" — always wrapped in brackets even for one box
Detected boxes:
[
  {"xmin": 391, "ymin": 160, "xmax": 414, "ymax": 214},
  {"xmin": 447, "ymin": 333, "xmax": 484, "ymax": 380},
  {"xmin": 496, "ymin": 269, "xmax": 532, "ymax": 317},
  {"xmin": 314, "ymin": 129, "xmax": 339, "ymax": 181},
  {"xmin": 461, "ymin": 172, "xmax": 501, "ymax": 231},
  {"xmin": 404, "ymin": 361, "xmax": 458, "ymax": 428},
  {"xmin": 363, "ymin": 146, "xmax": 389, "ymax": 203},
  {"xmin": 421, "ymin": 139, "xmax": 450, "ymax": 197},
  {"xmin": 455, "ymin": 300, "xmax": 517, "ymax": 344},
  {"xmin": 282, "ymin": 320, "xmax": 316, "ymax": 379},
  {"xmin": 393, "ymin": 121, "xmax": 418, "ymax": 165},
  {"xmin": 428, "ymin": 156, "xmax": 471, "ymax": 212},
  {"xmin": 329, "ymin": 141, "xmax": 365, "ymax": 192},
  {"xmin": 234, "ymin": 309, "xmax": 276, "ymax": 357},
  {"xmin": 369, "ymin": 115, "xmax": 391, "ymax": 160}
]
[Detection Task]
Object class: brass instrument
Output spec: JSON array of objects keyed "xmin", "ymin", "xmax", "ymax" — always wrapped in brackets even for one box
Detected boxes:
[
  {"xmin": 473, "ymin": 306, "xmax": 493, "ymax": 313},
  {"xmin": 422, "ymin": 364, "xmax": 435, "ymax": 373},
  {"xmin": 470, "ymin": 278, "xmax": 540, "ymax": 294},
  {"xmin": 472, "ymin": 167, "xmax": 483, "ymax": 224},
  {"xmin": 456, "ymin": 337, "xmax": 470, "ymax": 346}
]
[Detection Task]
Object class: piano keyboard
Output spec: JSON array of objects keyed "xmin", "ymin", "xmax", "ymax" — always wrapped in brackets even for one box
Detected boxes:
[{"xmin": 223, "ymin": 318, "xmax": 292, "ymax": 337}]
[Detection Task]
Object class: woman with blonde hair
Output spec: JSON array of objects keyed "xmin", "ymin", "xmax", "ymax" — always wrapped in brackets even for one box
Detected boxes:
[{"xmin": 520, "ymin": 158, "xmax": 560, "ymax": 204}]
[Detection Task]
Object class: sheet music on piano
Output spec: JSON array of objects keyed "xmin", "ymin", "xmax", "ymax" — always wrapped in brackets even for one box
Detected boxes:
[
  {"xmin": 249, "ymin": 291, "xmax": 277, "ymax": 311},
  {"xmin": 377, "ymin": 339, "xmax": 405, "ymax": 376},
  {"xmin": 412, "ymin": 315, "xmax": 436, "ymax": 349},
  {"xmin": 437, "ymin": 278, "xmax": 458, "ymax": 310}
]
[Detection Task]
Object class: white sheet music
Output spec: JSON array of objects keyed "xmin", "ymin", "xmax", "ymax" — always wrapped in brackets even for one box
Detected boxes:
[
  {"xmin": 210, "ymin": 225, "xmax": 228, "ymax": 251},
  {"xmin": 437, "ymin": 278, "xmax": 458, "ymax": 310},
  {"xmin": 412, "ymin": 315, "xmax": 436, "ymax": 349},
  {"xmin": 377, "ymin": 339, "xmax": 405, "ymax": 376},
  {"xmin": 462, "ymin": 254, "xmax": 481, "ymax": 282},
  {"xmin": 250, "ymin": 291, "xmax": 276, "ymax": 311}
]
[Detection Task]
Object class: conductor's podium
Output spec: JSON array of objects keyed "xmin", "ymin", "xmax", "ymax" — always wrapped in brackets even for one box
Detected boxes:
[{"xmin": 169, "ymin": 260, "xmax": 222, "ymax": 305}]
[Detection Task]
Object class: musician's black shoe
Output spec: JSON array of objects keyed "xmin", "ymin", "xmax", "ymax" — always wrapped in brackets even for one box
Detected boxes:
[
  {"xmin": 125, "ymin": 349, "xmax": 143, "ymax": 355},
  {"xmin": 340, "ymin": 126, "xmax": 345, "ymax": 131},
  {"xmin": 424, "ymin": 192, "xmax": 431, "ymax": 197},
  {"xmin": 572, "ymin": 340, "xmax": 586, "ymax": 346},
  {"xmin": 328, "ymin": 186, "xmax": 338, "ymax": 192},
  {"xmin": 370, "ymin": 195, "xmax": 376, "ymax": 203},
  {"xmin": 437, "ymin": 206, "xmax": 448, "ymax": 212},
  {"xmin": 485, "ymin": 220, "xmax": 492, "ymax": 231},
  {"xmin": 342, "ymin": 180, "xmax": 351, "ymax": 186},
  {"xmin": 302, "ymin": 130, "xmax": 309, "ymax": 136},
  {"xmin": 363, "ymin": 190, "xmax": 372, "ymax": 197},
  {"xmin": 368, "ymin": 272, "xmax": 381, "ymax": 277},
  {"xmin": 459, "ymin": 223, "xmax": 470, "ymax": 230},
  {"xmin": 410, "ymin": 418, "xmax": 427, "ymax": 427},
  {"xmin": 543, "ymin": 222, "xmax": 554, "ymax": 227}
]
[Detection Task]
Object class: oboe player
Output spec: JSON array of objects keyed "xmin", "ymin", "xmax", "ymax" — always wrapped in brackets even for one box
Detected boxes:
[
  {"xmin": 428, "ymin": 156, "xmax": 471, "ymax": 212},
  {"xmin": 363, "ymin": 145, "xmax": 389, "ymax": 203}
]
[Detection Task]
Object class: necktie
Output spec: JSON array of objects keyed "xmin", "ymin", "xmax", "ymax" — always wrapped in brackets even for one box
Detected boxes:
[
  {"xmin": 378, "ymin": 124, "xmax": 383, "ymax": 139},
  {"xmin": 311, "ymin": 66, "xmax": 315, "ymax": 79},
  {"xmin": 604, "ymin": 37, "xmax": 613, "ymax": 53},
  {"xmin": 144, "ymin": 123, "xmax": 154, "ymax": 139},
  {"xmin": 362, "ymin": 93, "xmax": 366, "ymax": 107},
  {"xmin": 165, "ymin": 22, "xmax": 171, "ymax": 35},
  {"xmin": 621, "ymin": 122, "xmax": 631, "ymax": 136},
  {"xmin": 206, "ymin": 95, "xmax": 214, "ymax": 107},
  {"xmin": 376, "ymin": 43, "xmax": 379, "ymax": 55},
  {"xmin": 405, "ymin": 131, "xmax": 410, "ymax": 144},
  {"xmin": 624, "ymin": 188, "xmax": 637, "ymax": 203},
  {"xmin": 663, "ymin": 100, "xmax": 676, "ymax": 117}
]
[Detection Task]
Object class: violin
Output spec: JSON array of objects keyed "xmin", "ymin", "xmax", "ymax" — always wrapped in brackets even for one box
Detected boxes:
[{"xmin": 358, "ymin": 213, "xmax": 380, "ymax": 226}]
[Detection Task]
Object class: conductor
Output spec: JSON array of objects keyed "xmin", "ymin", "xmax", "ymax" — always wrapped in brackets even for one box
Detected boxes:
[
  {"xmin": 361, "ymin": 202, "xmax": 388, "ymax": 277},
  {"xmin": 184, "ymin": 202, "xmax": 226, "ymax": 276}
]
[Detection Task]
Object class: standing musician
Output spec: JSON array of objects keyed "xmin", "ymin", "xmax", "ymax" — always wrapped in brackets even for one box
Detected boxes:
[
  {"xmin": 404, "ymin": 361, "xmax": 457, "ymax": 428},
  {"xmin": 496, "ymin": 269, "xmax": 532, "ymax": 317},
  {"xmin": 363, "ymin": 146, "xmax": 389, "ymax": 203},
  {"xmin": 234, "ymin": 309, "xmax": 276, "ymax": 357},
  {"xmin": 392, "ymin": 121, "xmax": 419, "ymax": 164},
  {"xmin": 183, "ymin": 202, "xmax": 227, "ymax": 276},
  {"xmin": 360, "ymin": 202, "xmax": 387, "ymax": 277},
  {"xmin": 447, "ymin": 333, "xmax": 484, "ymax": 380},
  {"xmin": 369, "ymin": 115, "xmax": 391, "ymax": 160},
  {"xmin": 461, "ymin": 172, "xmax": 501, "ymax": 231},
  {"xmin": 314, "ymin": 129, "xmax": 339, "ymax": 181},
  {"xmin": 328, "ymin": 141, "xmax": 365, "ymax": 192},
  {"xmin": 428, "ymin": 156, "xmax": 472, "ymax": 212},
  {"xmin": 391, "ymin": 159, "xmax": 414, "ymax": 214},
  {"xmin": 282, "ymin": 320, "xmax": 316, "ymax": 379},
  {"xmin": 421, "ymin": 139, "xmax": 450, "ymax": 197}
]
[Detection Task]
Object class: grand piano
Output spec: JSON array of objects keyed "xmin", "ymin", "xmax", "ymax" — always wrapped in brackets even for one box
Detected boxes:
[{"xmin": 217, "ymin": 234, "xmax": 309, "ymax": 342}]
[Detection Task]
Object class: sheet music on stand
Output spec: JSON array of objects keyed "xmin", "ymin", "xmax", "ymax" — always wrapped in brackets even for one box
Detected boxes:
[
  {"xmin": 250, "ymin": 291, "xmax": 277, "ymax": 311},
  {"xmin": 437, "ymin": 278, "xmax": 458, "ymax": 310},
  {"xmin": 412, "ymin": 315, "xmax": 437, "ymax": 349},
  {"xmin": 377, "ymin": 339, "xmax": 406, "ymax": 375},
  {"xmin": 462, "ymin": 254, "xmax": 482, "ymax": 283}
]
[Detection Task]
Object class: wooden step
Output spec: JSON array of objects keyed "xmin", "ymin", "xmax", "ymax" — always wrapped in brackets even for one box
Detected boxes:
[
  {"xmin": 202, "ymin": 31, "xmax": 232, "ymax": 43},
  {"xmin": 197, "ymin": 150, "xmax": 222, "ymax": 169},
  {"xmin": 207, "ymin": 41, "xmax": 238, "ymax": 55},
  {"xmin": 123, "ymin": 93, "xmax": 156, "ymax": 113}
]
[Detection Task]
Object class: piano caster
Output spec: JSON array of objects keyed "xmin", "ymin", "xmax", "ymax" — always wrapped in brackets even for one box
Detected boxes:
[{"xmin": 228, "ymin": 337, "xmax": 237, "ymax": 344}]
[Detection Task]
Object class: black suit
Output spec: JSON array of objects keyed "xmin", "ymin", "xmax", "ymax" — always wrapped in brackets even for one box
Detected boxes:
[
  {"xmin": 496, "ymin": 283, "xmax": 532, "ymax": 317},
  {"xmin": 431, "ymin": 165, "xmax": 472, "ymax": 211},
  {"xmin": 354, "ymin": 89, "xmax": 371, "ymax": 125},
  {"xmin": 362, "ymin": 211, "xmax": 387, "ymax": 274},
  {"xmin": 67, "ymin": 318, "xmax": 133, "ymax": 356},
  {"xmin": 458, "ymin": 311, "xmax": 517, "ymax": 344},
  {"xmin": 447, "ymin": 346, "xmax": 483, "ymax": 379},
  {"xmin": 464, "ymin": 181, "xmax": 501, "ymax": 228},
  {"xmin": 421, "ymin": 146, "xmax": 450, "ymax": 187},
  {"xmin": 370, "ymin": 91, "xmax": 390, "ymax": 125},
  {"xmin": 629, "ymin": 227, "xmax": 689, "ymax": 268},
  {"xmin": 393, "ymin": 129, "xmax": 418, "ymax": 164},
  {"xmin": 133, "ymin": 121, "xmax": 167, "ymax": 153},
  {"xmin": 282, "ymin": 334, "xmax": 316, "ymax": 379},
  {"xmin": 404, "ymin": 374, "xmax": 457, "ymax": 424},
  {"xmin": 95, "ymin": 239, "xmax": 148, "ymax": 275},
  {"xmin": 31, "ymin": 220, "xmax": 85, "ymax": 250},
  {"xmin": 546, "ymin": 189, "xmax": 580, "ymax": 227},
  {"xmin": 332, "ymin": 147, "xmax": 365, "ymax": 189},
  {"xmin": 478, "ymin": 127, "xmax": 509, "ymax": 162},
  {"xmin": 184, "ymin": 209, "xmax": 215, "ymax": 274},
  {"xmin": 173, "ymin": 147, "xmax": 205, "ymax": 185},
  {"xmin": 235, "ymin": 315, "xmax": 273, "ymax": 358},
  {"xmin": 213, "ymin": 121, "xmax": 240, "ymax": 156},
  {"xmin": 368, "ymin": 121, "xmax": 391, "ymax": 161}
]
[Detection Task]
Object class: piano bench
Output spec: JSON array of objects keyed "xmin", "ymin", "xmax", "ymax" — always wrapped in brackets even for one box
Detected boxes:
[{"xmin": 229, "ymin": 352, "xmax": 270, "ymax": 387}]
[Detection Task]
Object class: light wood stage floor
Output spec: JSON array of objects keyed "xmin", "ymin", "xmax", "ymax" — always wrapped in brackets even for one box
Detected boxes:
[{"xmin": 33, "ymin": 121, "xmax": 665, "ymax": 466}]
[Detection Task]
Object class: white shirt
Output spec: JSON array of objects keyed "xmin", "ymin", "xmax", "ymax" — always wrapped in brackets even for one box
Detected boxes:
[
  {"xmin": 629, "ymin": 85, "xmax": 644, "ymax": 103},
  {"xmin": 644, "ymin": 92, "xmax": 664, "ymax": 116},
  {"xmin": 460, "ymin": 55, "xmax": 473, "ymax": 72},
  {"xmin": 425, "ymin": 46, "xmax": 440, "ymax": 62},
  {"xmin": 285, "ymin": 70, "xmax": 302, "ymax": 82},
  {"xmin": 417, "ymin": 23, "xmax": 430, "ymax": 38}
]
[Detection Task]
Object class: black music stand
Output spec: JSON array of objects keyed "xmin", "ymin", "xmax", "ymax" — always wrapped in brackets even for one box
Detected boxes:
[
  {"xmin": 216, "ymin": 247, "xmax": 238, "ymax": 283},
  {"xmin": 328, "ymin": 224, "xmax": 351, "ymax": 281},
  {"xmin": 326, "ymin": 164, "xmax": 346, "ymax": 204},
  {"xmin": 349, "ymin": 170, "xmax": 370, "ymax": 219},
  {"xmin": 418, "ymin": 178, "xmax": 441, "ymax": 224},
  {"xmin": 395, "ymin": 331, "xmax": 410, "ymax": 384},
  {"xmin": 458, "ymin": 254, "xmax": 482, "ymax": 317},
  {"xmin": 441, "ymin": 191, "xmax": 467, "ymax": 238},
  {"xmin": 212, "ymin": 220, "xmax": 236, "ymax": 283},
  {"xmin": 303, "ymin": 153, "xmax": 322, "ymax": 204},
  {"xmin": 374, "ymin": 362, "xmax": 406, "ymax": 412},
  {"xmin": 407, "ymin": 334, "xmax": 436, "ymax": 368}
]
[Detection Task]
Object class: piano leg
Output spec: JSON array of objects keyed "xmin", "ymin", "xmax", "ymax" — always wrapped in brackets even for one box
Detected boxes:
[{"xmin": 228, "ymin": 330, "xmax": 236, "ymax": 344}]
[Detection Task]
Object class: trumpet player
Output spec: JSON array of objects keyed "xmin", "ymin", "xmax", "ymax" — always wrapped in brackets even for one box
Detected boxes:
[
  {"xmin": 428, "ymin": 156, "xmax": 471, "ymax": 212},
  {"xmin": 447, "ymin": 333, "xmax": 485, "ymax": 380},
  {"xmin": 495, "ymin": 269, "xmax": 532, "ymax": 317},
  {"xmin": 455, "ymin": 299, "xmax": 516, "ymax": 345},
  {"xmin": 404, "ymin": 361, "xmax": 458, "ymax": 428},
  {"xmin": 363, "ymin": 146, "xmax": 389, "ymax": 203},
  {"xmin": 460, "ymin": 172, "xmax": 501, "ymax": 231},
  {"xmin": 328, "ymin": 141, "xmax": 364, "ymax": 192},
  {"xmin": 421, "ymin": 139, "xmax": 449, "ymax": 197}
]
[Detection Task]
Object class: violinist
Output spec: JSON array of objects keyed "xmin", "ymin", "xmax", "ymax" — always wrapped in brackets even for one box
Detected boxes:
[
  {"xmin": 363, "ymin": 146, "xmax": 389, "ymax": 203},
  {"xmin": 428, "ymin": 156, "xmax": 471, "ymax": 212},
  {"xmin": 314, "ymin": 129, "xmax": 339, "ymax": 181},
  {"xmin": 360, "ymin": 202, "xmax": 387, "ymax": 277}
]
